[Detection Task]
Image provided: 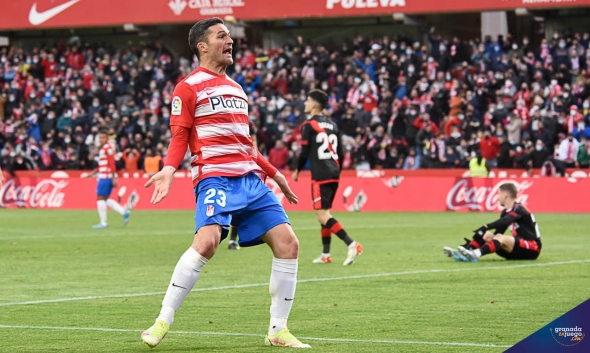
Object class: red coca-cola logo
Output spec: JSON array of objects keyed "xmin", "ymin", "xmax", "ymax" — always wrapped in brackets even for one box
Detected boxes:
[
  {"xmin": 0, "ymin": 179, "xmax": 68, "ymax": 208},
  {"xmin": 446, "ymin": 179, "xmax": 532, "ymax": 211}
]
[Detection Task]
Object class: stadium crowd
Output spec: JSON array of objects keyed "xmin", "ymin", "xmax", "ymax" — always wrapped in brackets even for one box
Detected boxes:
[{"xmin": 1, "ymin": 26, "xmax": 590, "ymax": 176}]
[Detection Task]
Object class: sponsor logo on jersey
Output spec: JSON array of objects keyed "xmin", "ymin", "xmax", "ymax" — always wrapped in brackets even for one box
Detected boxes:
[
  {"xmin": 206, "ymin": 205, "xmax": 214, "ymax": 216},
  {"xmin": 171, "ymin": 96, "xmax": 182, "ymax": 115},
  {"xmin": 209, "ymin": 96, "xmax": 248, "ymax": 112}
]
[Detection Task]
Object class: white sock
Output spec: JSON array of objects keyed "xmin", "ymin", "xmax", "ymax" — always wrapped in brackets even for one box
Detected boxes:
[
  {"xmin": 348, "ymin": 241, "xmax": 357, "ymax": 249},
  {"xmin": 106, "ymin": 199, "xmax": 126, "ymax": 215},
  {"xmin": 268, "ymin": 257, "xmax": 298, "ymax": 335},
  {"xmin": 474, "ymin": 249, "xmax": 482, "ymax": 259},
  {"xmin": 159, "ymin": 247, "xmax": 208, "ymax": 326},
  {"xmin": 157, "ymin": 306, "xmax": 175, "ymax": 327},
  {"xmin": 321, "ymin": 253, "xmax": 330, "ymax": 258},
  {"xmin": 97, "ymin": 200, "xmax": 107, "ymax": 226}
]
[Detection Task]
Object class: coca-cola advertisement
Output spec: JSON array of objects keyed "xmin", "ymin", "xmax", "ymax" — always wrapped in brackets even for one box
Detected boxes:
[
  {"xmin": 445, "ymin": 179, "xmax": 533, "ymax": 212},
  {"xmin": 1, "ymin": 174, "xmax": 589, "ymax": 213},
  {"xmin": 0, "ymin": 178, "xmax": 68, "ymax": 208}
]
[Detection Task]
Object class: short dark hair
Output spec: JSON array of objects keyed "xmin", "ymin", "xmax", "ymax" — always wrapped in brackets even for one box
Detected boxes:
[
  {"xmin": 308, "ymin": 89, "xmax": 328, "ymax": 111},
  {"xmin": 98, "ymin": 128, "xmax": 109, "ymax": 135},
  {"xmin": 188, "ymin": 17, "xmax": 224, "ymax": 60},
  {"xmin": 499, "ymin": 183, "xmax": 517, "ymax": 198}
]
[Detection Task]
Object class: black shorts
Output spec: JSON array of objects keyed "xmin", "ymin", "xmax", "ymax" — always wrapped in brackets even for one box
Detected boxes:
[
  {"xmin": 311, "ymin": 181, "xmax": 338, "ymax": 210},
  {"xmin": 497, "ymin": 236, "xmax": 541, "ymax": 260}
]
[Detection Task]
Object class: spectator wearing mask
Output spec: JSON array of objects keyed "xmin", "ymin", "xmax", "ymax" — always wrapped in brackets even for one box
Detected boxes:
[
  {"xmin": 11, "ymin": 152, "xmax": 36, "ymax": 171},
  {"xmin": 479, "ymin": 130, "xmax": 501, "ymax": 167},
  {"xmin": 573, "ymin": 121, "xmax": 590, "ymax": 140},
  {"xmin": 530, "ymin": 140, "xmax": 551, "ymax": 168},
  {"xmin": 557, "ymin": 133, "xmax": 579, "ymax": 167},
  {"xmin": 444, "ymin": 112, "xmax": 463, "ymax": 137}
]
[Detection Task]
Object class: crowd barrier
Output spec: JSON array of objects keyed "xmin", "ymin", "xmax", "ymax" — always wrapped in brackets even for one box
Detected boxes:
[{"xmin": 2, "ymin": 169, "xmax": 589, "ymax": 212}]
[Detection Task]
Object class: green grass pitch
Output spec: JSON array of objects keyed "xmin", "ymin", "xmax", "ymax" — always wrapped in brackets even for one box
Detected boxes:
[{"xmin": 0, "ymin": 210, "xmax": 588, "ymax": 352}]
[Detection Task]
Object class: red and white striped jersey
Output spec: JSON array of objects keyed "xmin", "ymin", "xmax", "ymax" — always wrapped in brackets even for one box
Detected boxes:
[
  {"xmin": 97, "ymin": 142, "xmax": 117, "ymax": 179},
  {"xmin": 170, "ymin": 67, "xmax": 261, "ymax": 187}
]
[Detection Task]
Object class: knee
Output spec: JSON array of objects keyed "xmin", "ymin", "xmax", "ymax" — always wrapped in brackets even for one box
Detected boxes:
[
  {"xmin": 192, "ymin": 241, "xmax": 217, "ymax": 259},
  {"xmin": 192, "ymin": 234, "xmax": 219, "ymax": 259},
  {"xmin": 278, "ymin": 232, "xmax": 299, "ymax": 259},
  {"xmin": 483, "ymin": 231, "xmax": 495, "ymax": 241},
  {"xmin": 316, "ymin": 213, "xmax": 328, "ymax": 225},
  {"xmin": 284, "ymin": 233, "xmax": 300, "ymax": 258},
  {"xmin": 492, "ymin": 234, "xmax": 505, "ymax": 244},
  {"xmin": 319, "ymin": 212, "xmax": 333, "ymax": 225}
]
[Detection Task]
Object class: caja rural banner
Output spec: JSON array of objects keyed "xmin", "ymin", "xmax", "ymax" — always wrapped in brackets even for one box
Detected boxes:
[
  {"xmin": 2, "ymin": 173, "xmax": 590, "ymax": 212},
  {"xmin": 1, "ymin": 0, "xmax": 589, "ymax": 30}
]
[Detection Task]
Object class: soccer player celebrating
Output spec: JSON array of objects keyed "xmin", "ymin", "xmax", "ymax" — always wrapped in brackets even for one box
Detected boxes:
[
  {"xmin": 443, "ymin": 183, "xmax": 542, "ymax": 262},
  {"xmin": 292, "ymin": 90, "xmax": 363, "ymax": 266},
  {"xmin": 86, "ymin": 129, "xmax": 130, "ymax": 228},
  {"xmin": 141, "ymin": 18, "xmax": 310, "ymax": 349}
]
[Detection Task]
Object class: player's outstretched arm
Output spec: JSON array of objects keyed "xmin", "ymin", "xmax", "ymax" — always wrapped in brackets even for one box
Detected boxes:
[
  {"xmin": 253, "ymin": 152, "xmax": 298, "ymax": 204},
  {"xmin": 273, "ymin": 171, "xmax": 298, "ymax": 205},
  {"xmin": 145, "ymin": 125, "xmax": 189, "ymax": 204},
  {"xmin": 145, "ymin": 166, "xmax": 175, "ymax": 204},
  {"xmin": 476, "ymin": 212, "xmax": 519, "ymax": 235}
]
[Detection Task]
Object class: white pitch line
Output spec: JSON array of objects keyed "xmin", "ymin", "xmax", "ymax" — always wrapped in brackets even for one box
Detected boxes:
[
  {"xmin": 1, "ymin": 259, "xmax": 588, "ymax": 308},
  {"xmin": 0, "ymin": 325, "xmax": 512, "ymax": 348}
]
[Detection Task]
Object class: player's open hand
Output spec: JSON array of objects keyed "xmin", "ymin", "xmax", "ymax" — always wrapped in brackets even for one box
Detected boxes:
[
  {"xmin": 274, "ymin": 172, "xmax": 298, "ymax": 205},
  {"xmin": 145, "ymin": 166, "xmax": 175, "ymax": 204}
]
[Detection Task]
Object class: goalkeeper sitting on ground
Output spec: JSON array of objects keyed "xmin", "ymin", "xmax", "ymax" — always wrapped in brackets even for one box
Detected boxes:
[{"xmin": 443, "ymin": 183, "xmax": 542, "ymax": 262}]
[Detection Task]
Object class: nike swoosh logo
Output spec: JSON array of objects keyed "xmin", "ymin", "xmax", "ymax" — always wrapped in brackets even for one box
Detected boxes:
[
  {"xmin": 29, "ymin": 0, "xmax": 82, "ymax": 26},
  {"xmin": 172, "ymin": 283, "xmax": 187, "ymax": 290},
  {"xmin": 284, "ymin": 298, "xmax": 294, "ymax": 301},
  {"xmin": 206, "ymin": 92, "xmax": 214, "ymax": 96}
]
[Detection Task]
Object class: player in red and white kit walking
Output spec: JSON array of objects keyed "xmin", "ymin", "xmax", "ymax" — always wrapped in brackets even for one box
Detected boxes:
[
  {"xmin": 86, "ymin": 129, "xmax": 130, "ymax": 228},
  {"xmin": 292, "ymin": 90, "xmax": 363, "ymax": 266},
  {"xmin": 141, "ymin": 18, "xmax": 310, "ymax": 349}
]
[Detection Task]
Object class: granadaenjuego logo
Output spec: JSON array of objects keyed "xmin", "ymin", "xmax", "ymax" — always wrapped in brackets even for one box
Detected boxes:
[{"xmin": 550, "ymin": 326, "xmax": 585, "ymax": 346}]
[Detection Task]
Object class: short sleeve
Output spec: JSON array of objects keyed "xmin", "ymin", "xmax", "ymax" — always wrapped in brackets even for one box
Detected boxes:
[{"xmin": 170, "ymin": 82, "xmax": 196, "ymax": 129}]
